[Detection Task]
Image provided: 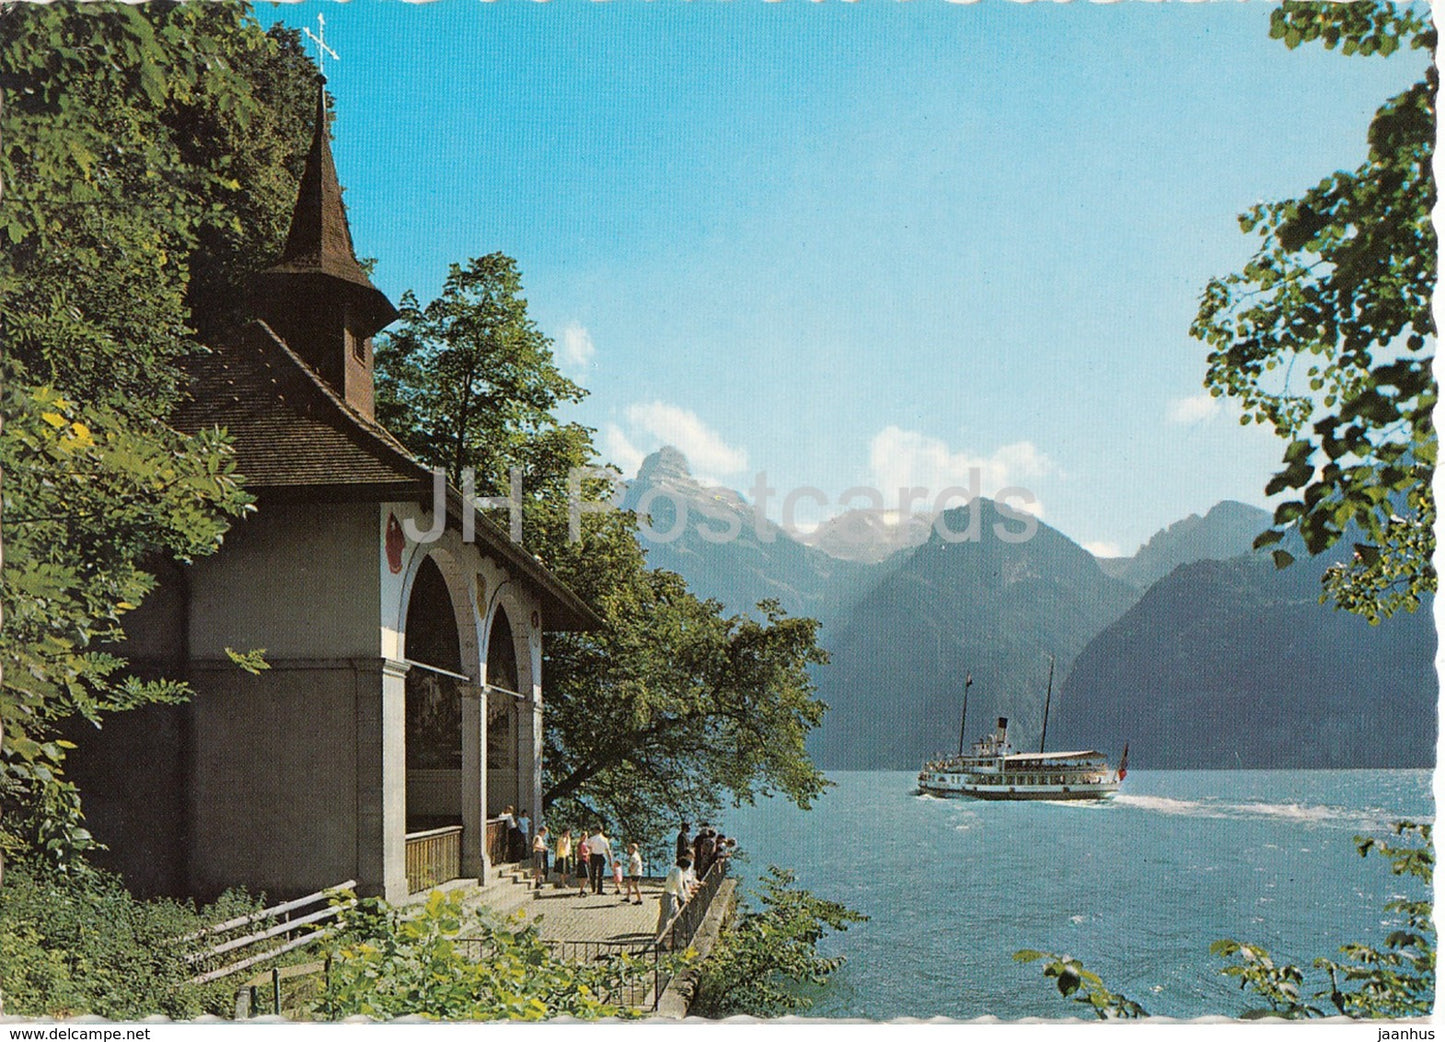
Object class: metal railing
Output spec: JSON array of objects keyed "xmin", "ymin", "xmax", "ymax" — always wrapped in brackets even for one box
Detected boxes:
[
  {"xmin": 405, "ymin": 825, "xmax": 463, "ymax": 893},
  {"xmin": 449, "ymin": 935, "xmax": 660, "ymax": 1008},
  {"xmin": 450, "ymin": 859, "xmax": 730, "ymax": 1012},
  {"xmin": 657, "ymin": 858, "xmax": 728, "ymax": 953}
]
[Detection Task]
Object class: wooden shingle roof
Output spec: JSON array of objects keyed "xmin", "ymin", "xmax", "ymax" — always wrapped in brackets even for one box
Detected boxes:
[{"xmin": 176, "ymin": 320, "xmax": 427, "ymax": 495}]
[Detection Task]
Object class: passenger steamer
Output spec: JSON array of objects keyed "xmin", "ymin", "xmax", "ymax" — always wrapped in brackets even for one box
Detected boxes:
[{"xmin": 916, "ymin": 663, "xmax": 1127, "ymax": 801}]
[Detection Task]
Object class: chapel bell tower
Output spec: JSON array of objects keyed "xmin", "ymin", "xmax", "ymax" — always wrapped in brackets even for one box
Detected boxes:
[{"xmin": 252, "ymin": 79, "xmax": 398, "ymax": 420}]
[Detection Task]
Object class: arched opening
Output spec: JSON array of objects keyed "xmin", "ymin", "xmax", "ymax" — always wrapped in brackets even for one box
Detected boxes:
[
  {"xmin": 485, "ymin": 606, "xmax": 523, "ymax": 818},
  {"xmin": 404, "ymin": 556, "xmax": 463, "ymax": 832}
]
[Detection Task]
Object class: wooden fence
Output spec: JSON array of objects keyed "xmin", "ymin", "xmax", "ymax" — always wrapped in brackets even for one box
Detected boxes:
[
  {"xmin": 485, "ymin": 817, "xmax": 509, "ymax": 868},
  {"xmin": 183, "ymin": 880, "xmax": 356, "ymax": 985},
  {"xmin": 405, "ymin": 825, "xmax": 463, "ymax": 893}
]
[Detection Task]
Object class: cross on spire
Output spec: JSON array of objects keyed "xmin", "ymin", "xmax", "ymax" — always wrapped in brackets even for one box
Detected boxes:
[{"xmin": 303, "ymin": 13, "xmax": 339, "ymax": 79}]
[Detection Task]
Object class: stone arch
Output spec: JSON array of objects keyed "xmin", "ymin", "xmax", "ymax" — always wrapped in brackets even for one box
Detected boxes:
[
  {"xmin": 485, "ymin": 605, "xmax": 519, "ymax": 694},
  {"xmin": 398, "ymin": 550, "xmax": 480, "ymax": 842},
  {"xmin": 398, "ymin": 545, "xmax": 482, "ymax": 681},
  {"xmin": 482, "ymin": 593, "xmax": 537, "ymax": 820}
]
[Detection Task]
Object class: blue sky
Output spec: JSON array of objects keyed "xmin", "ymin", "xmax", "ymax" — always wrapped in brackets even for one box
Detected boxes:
[{"xmin": 263, "ymin": 0, "xmax": 1429, "ymax": 556}]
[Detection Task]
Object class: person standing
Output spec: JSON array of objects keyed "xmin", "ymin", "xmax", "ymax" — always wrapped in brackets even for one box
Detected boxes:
[
  {"xmin": 586, "ymin": 827, "xmax": 613, "ymax": 895},
  {"xmin": 657, "ymin": 856, "xmax": 692, "ymax": 940},
  {"xmin": 517, "ymin": 809, "xmax": 532, "ymax": 863},
  {"xmin": 714, "ymin": 834, "xmax": 735, "ymax": 872},
  {"xmin": 625, "ymin": 843, "xmax": 644, "ymax": 905},
  {"xmin": 681, "ymin": 856, "xmax": 699, "ymax": 898},
  {"xmin": 501, "ymin": 805, "xmax": 519, "ymax": 863},
  {"xmin": 575, "ymin": 831, "xmax": 591, "ymax": 897},
  {"xmin": 531, "ymin": 826, "xmax": 550, "ymax": 890},
  {"xmin": 675, "ymin": 822, "xmax": 692, "ymax": 864},
  {"xmin": 694, "ymin": 822, "xmax": 716, "ymax": 878},
  {"xmin": 556, "ymin": 829, "xmax": 574, "ymax": 888}
]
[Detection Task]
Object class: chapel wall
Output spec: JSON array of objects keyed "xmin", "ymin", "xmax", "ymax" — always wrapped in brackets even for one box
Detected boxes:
[
  {"xmin": 184, "ymin": 659, "xmax": 370, "ymax": 902},
  {"xmin": 187, "ymin": 500, "xmax": 381, "ymax": 660}
]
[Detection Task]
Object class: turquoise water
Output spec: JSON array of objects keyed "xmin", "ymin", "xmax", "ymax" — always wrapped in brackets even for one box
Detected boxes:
[{"xmin": 719, "ymin": 769, "xmax": 1434, "ymax": 1019}]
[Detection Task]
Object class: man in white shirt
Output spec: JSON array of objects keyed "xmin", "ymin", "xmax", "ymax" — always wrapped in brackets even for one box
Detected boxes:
[{"xmin": 585, "ymin": 827, "xmax": 613, "ymax": 895}]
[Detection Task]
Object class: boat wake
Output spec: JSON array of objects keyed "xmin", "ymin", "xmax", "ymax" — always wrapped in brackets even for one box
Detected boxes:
[{"xmin": 1110, "ymin": 793, "xmax": 1416, "ymax": 830}]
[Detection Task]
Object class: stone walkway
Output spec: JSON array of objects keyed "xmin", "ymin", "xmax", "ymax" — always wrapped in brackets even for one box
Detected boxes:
[{"xmin": 462, "ymin": 867, "xmax": 666, "ymax": 946}]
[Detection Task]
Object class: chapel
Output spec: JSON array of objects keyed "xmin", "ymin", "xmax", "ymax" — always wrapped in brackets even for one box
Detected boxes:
[{"xmin": 70, "ymin": 82, "xmax": 594, "ymax": 902}]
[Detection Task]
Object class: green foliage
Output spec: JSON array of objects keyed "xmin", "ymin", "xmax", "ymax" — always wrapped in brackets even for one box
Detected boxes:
[
  {"xmin": 692, "ymin": 866, "xmax": 866, "ymax": 1018},
  {"xmin": 1191, "ymin": 1, "xmax": 1437, "ymax": 621},
  {"xmin": 1012, "ymin": 951, "xmax": 1147, "ymax": 1020},
  {"xmin": 1267, "ymin": 0, "xmax": 1435, "ymax": 57},
  {"xmin": 0, "ymin": 857, "xmax": 260, "ymax": 1018},
  {"xmin": 542, "ymin": 517, "xmax": 831, "ymax": 840},
  {"xmin": 318, "ymin": 889, "xmax": 642, "ymax": 1020},
  {"xmin": 374, "ymin": 253, "xmax": 593, "ymax": 500},
  {"xmin": 1303, "ymin": 821, "xmax": 1431, "ymax": 1018},
  {"xmin": 1210, "ymin": 939, "xmax": 1322, "ymax": 1019},
  {"xmin": 0, "ymin": 2, "xmax": 315, "ymax": 413},
  {"xmin": 1320, "ymin": 484, "xmax": 1436, "ymax": 622},
  {"xmin": 1018, "ymin": 821, "xmax": 1433, "ymax": 1020}
]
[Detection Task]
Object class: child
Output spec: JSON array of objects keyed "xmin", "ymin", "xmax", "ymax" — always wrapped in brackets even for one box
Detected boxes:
[
  {"xmin": 612, "ymin": 851, "xmax": 625, "ymax": 898},
  {"xmin": 626, "ymin": 842, "xmax": 644, "ymax": 905}
]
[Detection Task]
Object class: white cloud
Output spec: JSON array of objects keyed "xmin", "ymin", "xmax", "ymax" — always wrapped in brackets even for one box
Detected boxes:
[
  {"xmin": 1083, "ymin": 540, "xmax": 1122, "ymax": 558},
  {"xmin": 603, "ymin": 423, "xmax": 646, "ymax": 478},
  {"xmin": 559, "ymin": 321, "xmax": 596, "ymax": 371},
  {"xmin": 867, "ymin": 427, "xmax": 1055, "ymax": 511},
  {"xmin": 1166, "ymin": 391, "xmax": 1221, "ymax": 425},
  {"xmin": 624, "ymin": 400, "xmax": 749, "ymax": 477}
]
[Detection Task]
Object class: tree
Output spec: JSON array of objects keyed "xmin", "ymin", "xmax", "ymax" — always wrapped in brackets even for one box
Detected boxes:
[
  {"xmin": 373, "ymin": 255, "xmax": 833, "ymax": 840},
  {"xmin": 1190, "ymin": 1, "xmax": 1436, "ymax": 623},
  {"xmin": 541, "ymin": 520, "xmax": 830, "ymax": 839},
  {"xmin": 374, "ymin": 254, "xmax": 593, "ymax": 501},
  {"xmin": 1011, "ymin": 950, "xmax": 1146, "ymax": 1021},
  {"xmin": 691, "ymin": 866, "xmax": 867, "ymax": 1018},
  {"xmin": 0, "ymin": 1, "xmax": 320, "ymax": 862},
  {"xmin": 1, "ymin": 2, "xmax": 316, "ymax": 414}
]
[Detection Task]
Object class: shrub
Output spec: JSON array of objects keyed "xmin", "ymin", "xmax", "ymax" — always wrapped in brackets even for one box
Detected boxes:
[
  {"xmin": 0, "ymin": 859, "xmax": 259, "ymax": 1018},
  {"xmin": 691, "ymin": 866, "xmax": 867, "ymax": 1017},
  {"xmin": 317, "ymin": 889, "xmax": 647, "ymax": 1020}
]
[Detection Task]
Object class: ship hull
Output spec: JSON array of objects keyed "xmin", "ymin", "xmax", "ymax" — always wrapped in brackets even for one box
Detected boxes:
[{"xmin": 918, "ymin": 780, "xmax": 1117, "ymax": 801}]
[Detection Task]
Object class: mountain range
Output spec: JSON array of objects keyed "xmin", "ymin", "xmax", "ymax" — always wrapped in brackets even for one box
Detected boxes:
[{"xmin": 619, "ymin": 447, "xmax": 1436, "ymax": 769}]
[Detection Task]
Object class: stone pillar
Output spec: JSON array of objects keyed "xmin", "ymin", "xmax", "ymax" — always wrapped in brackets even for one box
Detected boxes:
[
  {"xmin": 357, "ymin": 658, "xmax": 410, "ymax": 902},
  {"xmin": 529, "ymin": 694, "xmax": 544, "ymax": 826},
  {"xmin": 528, "ymin": 625, "xmax": 544, "ymax": 827},
  {"xmin": 461, "ymin": 684, "xmax": 485, "ymax": 878}
]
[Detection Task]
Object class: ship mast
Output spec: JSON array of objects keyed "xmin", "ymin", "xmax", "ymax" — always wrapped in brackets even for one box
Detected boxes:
[
  {"xmin": 956, "ymin": 672, "xmax": 974, "ymax": 756},
  {"xmin": 1038, "ymin": 655, "xmax": 1055, "ymax": 754}
]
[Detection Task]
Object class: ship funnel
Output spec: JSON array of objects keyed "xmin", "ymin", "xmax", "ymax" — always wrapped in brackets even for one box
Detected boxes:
[{"xmin": 996, "ymin": 716, "xmax": 1009, "ymax": 738}]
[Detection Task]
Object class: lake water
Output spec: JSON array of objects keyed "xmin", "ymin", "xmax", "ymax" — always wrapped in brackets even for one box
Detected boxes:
[{"xmin": 718, "ymin": 769, "xmax": 1434, "ymax": 1019}]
